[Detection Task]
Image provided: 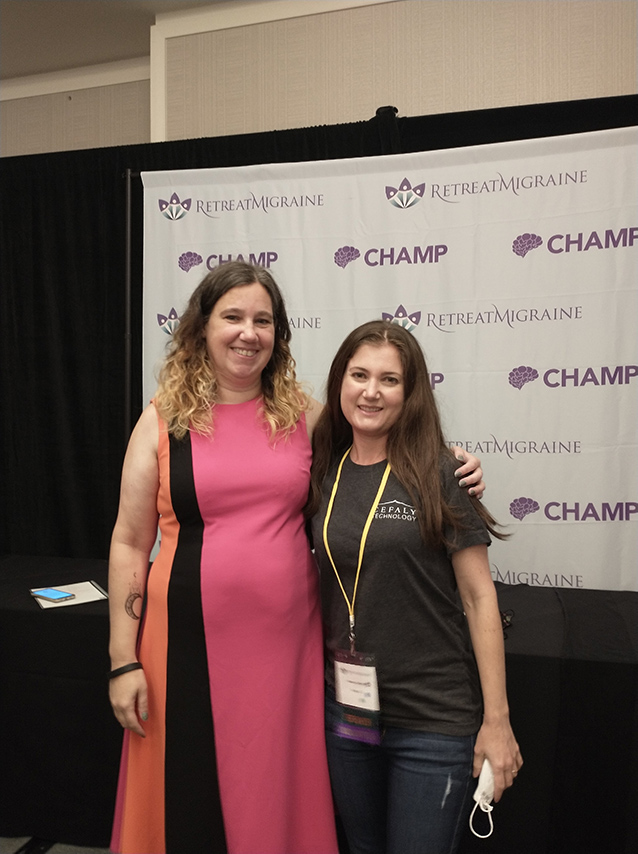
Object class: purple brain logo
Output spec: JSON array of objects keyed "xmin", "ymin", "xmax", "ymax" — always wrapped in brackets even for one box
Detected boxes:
[
  {"xmin": 157, "ymin": 307, "xmax": 180, "ymax": 336},
  {"xmin": 334, "ymin": 246, "xmax": 361, "ymax": 268},
  {"xmin": 509, "ymin": 497, "xmax": 540, "ymax": 521},
  {"xmin": 178, "ymin": 251, "xmax": 203, "ymax": 272},
  {"xmin": 512, "ymin": 233, "xmax": 543, "ymax": 258},
  {"xmin": 385, "ymin": 177, "xmax": 426, "ymax": 209},
  {"xmin": 381, "ymin": 304, "xmax": 422, "ymax": 332},
  {"xmin": 509, "ymin": 366, "xmax": 539, "ymax": 390},
  {"xmin": 158, "ymin": 192, "xmax": 192, "ymax": 221}
]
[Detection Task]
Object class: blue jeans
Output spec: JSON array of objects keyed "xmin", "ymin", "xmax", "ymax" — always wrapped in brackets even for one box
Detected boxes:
[{"xmin": 325, "ymin": 692, "xmax": 475, "ymax": 854}]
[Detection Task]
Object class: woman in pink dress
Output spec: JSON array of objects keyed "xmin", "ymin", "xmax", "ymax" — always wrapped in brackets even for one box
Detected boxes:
[{"xmin": 107, "ymin": 262, "xmax": 484, "ymax": 853}]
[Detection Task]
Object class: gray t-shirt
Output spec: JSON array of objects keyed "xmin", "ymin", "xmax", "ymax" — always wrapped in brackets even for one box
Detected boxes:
[{"xmin": 311, "ymin": 453, "xmax": 491, "ymax": 736}]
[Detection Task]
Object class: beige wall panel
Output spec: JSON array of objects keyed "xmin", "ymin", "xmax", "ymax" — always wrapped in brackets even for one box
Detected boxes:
[
  {"xmin": 1, "ymin": 81, "xmax": 150, "ymax": 157},
  {"xmin": 165, "ymin": 0, "xmax": 637, "ymax": 141}
]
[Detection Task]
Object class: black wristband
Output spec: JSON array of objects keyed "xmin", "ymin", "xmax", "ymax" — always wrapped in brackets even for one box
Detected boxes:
[{"xmin": 109, "ymin": 662, "xmax": 143, "ymax": 680}]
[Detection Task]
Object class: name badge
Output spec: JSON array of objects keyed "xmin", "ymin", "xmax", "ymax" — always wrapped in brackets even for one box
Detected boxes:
[
  {"xmin": 334, "ymin": 649, "xmax": 380, "ymax": 710},
  {"xmin": 332, "ymin": 649, "xmax": 381, "ymax": 744}
]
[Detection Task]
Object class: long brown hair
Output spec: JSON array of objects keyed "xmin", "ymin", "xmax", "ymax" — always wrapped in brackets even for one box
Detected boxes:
[
  {"xmin": 306, "ymin": 320, "xmax": 506, "ymax": 546},
  {"xmin": 154, "ymin": 262, "xmax": 306, "ymax": 438}
]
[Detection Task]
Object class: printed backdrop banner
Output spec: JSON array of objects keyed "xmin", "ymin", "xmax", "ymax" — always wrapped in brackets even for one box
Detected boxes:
[{"xmin": 142, "ymin": 127, "xmax": 638, "ymax": 592}]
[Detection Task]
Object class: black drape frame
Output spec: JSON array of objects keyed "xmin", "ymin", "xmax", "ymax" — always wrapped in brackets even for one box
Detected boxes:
[{"xmin": 0, "ymin": 95, "xmax": 636, "ymax": 561}]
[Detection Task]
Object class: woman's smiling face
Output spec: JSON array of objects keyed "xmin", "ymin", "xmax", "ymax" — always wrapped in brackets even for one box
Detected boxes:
[
  {"xmin": 203, "ymin": 282, "xmax": 275, "ymax": 395},
  {"xmin": 340, "ymin": 342, "xmax": 405, "ymax": 445}
]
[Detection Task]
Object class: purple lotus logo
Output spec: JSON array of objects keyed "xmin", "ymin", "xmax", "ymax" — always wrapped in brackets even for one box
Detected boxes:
[
  {"xmin": 509, "ymin": 365, "xmax": 539, "ymax": 390},
  {"xmin": 334, "ymin": 246, "xmax": 361, "ymax": 268},
  {"xmin": 385, "ymin": 178, "xmax": 425, "ymax": 209},
  {"xmin": 382, "ymin": 304, "xmax": 422, "ymax": 332},
  {"xmin": 157, "ymin": 308, "xmax": 179, "ymax": 336},
  {"xmin": 178, "ymin": 251, "xmax": 203, "ymax": 272},
  {"xmin": 159, "ymin": 193, "xmax": 192, "ymax": 221},
  {"xmin": 512, "ymin": 233, "xmax": 543, "ymax": 257},
  {"xmin": 510, "ymin": 497, "xmax": 540, "ymax": 521}
]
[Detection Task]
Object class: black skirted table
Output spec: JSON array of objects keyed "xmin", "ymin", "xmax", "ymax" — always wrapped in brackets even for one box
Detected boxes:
[
  {"xmin": 0, "ymin": 556, "xmax": 637, "ymax": 852},
  {"xmin": 459, "ymin": 582, "xmax": 638, "ymax": 854},
  {"xmin": 0, "ymin": 555, "xmax": 122, "ymax": 848}
]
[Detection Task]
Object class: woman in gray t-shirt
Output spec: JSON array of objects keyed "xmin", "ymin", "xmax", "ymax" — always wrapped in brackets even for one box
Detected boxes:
[{"xmin": 307, "ymin": 320, "xmax": 522, "ymax": 854}]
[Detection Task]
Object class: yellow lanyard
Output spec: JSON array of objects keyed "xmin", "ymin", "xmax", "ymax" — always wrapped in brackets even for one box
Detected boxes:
[{"xmin": 322, "ymin": 447, "xmax": 391, "ymax": 651}]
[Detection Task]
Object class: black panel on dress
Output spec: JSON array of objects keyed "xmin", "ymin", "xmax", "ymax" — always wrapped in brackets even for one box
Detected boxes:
[{"xmin": 164, "ymin": 432, "xmax": 227, "ymax": 853}]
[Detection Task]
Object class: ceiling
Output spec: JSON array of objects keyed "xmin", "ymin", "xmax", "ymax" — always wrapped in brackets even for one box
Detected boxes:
[{"xmin": 0, "ymin": 0, "xmax": 221, "ymax": 80}]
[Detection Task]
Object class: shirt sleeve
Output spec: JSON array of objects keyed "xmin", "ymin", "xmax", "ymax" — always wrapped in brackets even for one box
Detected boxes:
[{"xmin": 439, "ymin": 453, "xmax": 492, "ymax": 557}]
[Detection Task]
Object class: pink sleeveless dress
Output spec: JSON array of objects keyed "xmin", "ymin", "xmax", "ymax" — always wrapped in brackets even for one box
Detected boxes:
[{"xmin": 111, "ymin": 398, "xmax": 338, "ymax": 854}]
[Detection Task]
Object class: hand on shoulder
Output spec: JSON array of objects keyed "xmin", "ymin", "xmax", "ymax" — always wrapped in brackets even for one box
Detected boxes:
[
  {"xmin": 305, "ymin": 397, "xmax": 324, "ymax": 440},
  {"xmin": 451, "ymin": 446, "xmax": 485, "ymax": 498}
]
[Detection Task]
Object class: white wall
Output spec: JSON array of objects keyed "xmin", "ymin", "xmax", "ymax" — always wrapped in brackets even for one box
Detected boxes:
[
  {"xmin": 160, "ymin": 0, "xmax": 638, "ymax": 141},
  {"xmin": 1, "ymin": 0, "xmax": 636, "ymax": 157}
]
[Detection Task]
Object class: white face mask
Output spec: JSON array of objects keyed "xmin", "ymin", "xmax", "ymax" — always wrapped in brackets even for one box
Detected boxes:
[{"xmin": 469, "ymin": 758, "xmax": 494, "ymax": 839}]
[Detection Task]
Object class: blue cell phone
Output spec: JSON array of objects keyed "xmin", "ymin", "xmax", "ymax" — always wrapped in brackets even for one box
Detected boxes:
[{"xmin": 31, "ymin": 587, "xmax": 75, "ymax": 602}]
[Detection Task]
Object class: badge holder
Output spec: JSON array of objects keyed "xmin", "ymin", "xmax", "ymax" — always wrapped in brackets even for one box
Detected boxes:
[{"xmin": 333, "ymin": 649, "xmax": 381, "ymax": 745}]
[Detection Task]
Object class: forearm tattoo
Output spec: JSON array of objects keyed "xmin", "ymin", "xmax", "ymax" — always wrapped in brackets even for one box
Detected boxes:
[{"xmin": 125, "ymin": 584, "xmax": 142, "ymax": 620}]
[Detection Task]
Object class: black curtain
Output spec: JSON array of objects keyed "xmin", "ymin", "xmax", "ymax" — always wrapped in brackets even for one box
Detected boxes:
[{"xmin": 1, "ymin": 95, "xmax": 636, "ymax": 559}]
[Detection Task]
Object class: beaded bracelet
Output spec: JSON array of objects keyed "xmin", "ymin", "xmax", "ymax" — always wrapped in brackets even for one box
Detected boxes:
[{"xmin": 109, "ymin": 662, "xmax": 143, "ymax": 680}]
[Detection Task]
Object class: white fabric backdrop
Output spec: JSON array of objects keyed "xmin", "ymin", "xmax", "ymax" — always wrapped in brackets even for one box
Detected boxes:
[{"xmin": 142, "ymin": 127, "xmax": 638, "ymax": 592}]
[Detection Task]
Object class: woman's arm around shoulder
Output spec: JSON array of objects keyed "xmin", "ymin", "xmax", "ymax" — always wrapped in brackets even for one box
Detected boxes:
[
  {"xmin": 304, "ymin": 396, "xmax": 324, "ymax": 441},
  {"xmin": 452, "ymin": 544, "xmax": 523, "ymax": 801},
  {"xmin": 451, "ymin": 447, "xmax": 485, "ymax": 498},
  {"xmin": 108, "ymin": 403, "xmax": 160, "ymax": 737}
]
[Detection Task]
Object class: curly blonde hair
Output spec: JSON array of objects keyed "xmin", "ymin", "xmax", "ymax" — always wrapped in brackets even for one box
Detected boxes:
[{"xmin": 154, "ymin": 262, "xmax": 307, "ymax": 439}]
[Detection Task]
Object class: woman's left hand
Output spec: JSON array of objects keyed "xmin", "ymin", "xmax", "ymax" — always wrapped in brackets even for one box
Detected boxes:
[
  {"xmin": 451, "ymin": 448, "xmax": 485, "ymax": 498},
  {"xmin": 473, "ymin": 718, "xmax": 523, "ymax": 802}
]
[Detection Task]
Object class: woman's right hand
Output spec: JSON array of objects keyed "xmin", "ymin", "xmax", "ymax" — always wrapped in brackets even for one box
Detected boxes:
[{"xmin": 109, "ymin": 668, "xmax": 149, "ymax": 738}]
